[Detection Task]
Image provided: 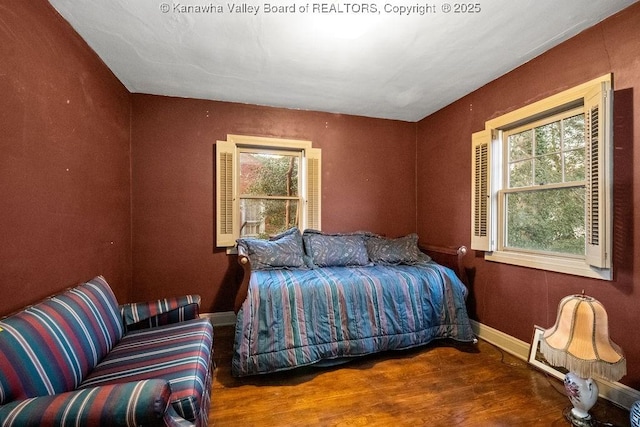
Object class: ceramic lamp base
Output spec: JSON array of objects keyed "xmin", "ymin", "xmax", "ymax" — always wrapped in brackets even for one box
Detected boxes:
[
  {"xmin": 563, "ymin": 372, "xmax": 599, "ymax": 426},
  {"xmin": 563, "ymin": 407, "xmax": 595, "ymax": 427}
]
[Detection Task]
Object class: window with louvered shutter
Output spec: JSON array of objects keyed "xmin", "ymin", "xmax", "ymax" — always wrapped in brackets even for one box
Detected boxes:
[
  {"xmin": 215, "ymin": 135, "xmax": 321, "ymax": 248},
  {"xmin": 471, "ymin": 74, "xmax": 612, "ymax": 280},
  {"xmin": 216, "ymin": 140, "xmax": 237, "ymax": 247},
  {"xmin": 471, "ymin": 130, "xmax": 491, "ymax": 251},
  {"xmin": 305, "ymin": 148, "xmax": 322, "ymax": 231},
  {"xmin": 584, "ymin": 82, "xmax": 611, "ymax": 269}
]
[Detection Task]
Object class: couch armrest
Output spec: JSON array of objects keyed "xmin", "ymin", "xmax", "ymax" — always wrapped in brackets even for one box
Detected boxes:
[
  {"xmin": 631, "ymin": 400, "xmax": 640, "ymax": 427},
  {"xmin": 0, "ymin": 379, "xmax": 172, "ymax": 427},
  {"xmin": 120, "ymin": 295, "xmax": 201, "ymax": 332}
]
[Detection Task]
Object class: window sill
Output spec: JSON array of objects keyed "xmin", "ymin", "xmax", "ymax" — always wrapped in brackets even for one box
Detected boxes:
[{"xmin": 485, "ymin": 250, "xmax": 612, "ymax": 281}]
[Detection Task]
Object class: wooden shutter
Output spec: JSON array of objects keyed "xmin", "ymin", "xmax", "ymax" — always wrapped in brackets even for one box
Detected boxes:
[
  {"xmin": 584, "ymin": 82, "xmax": 612, "ymax": 269},
  {"xmin": 471, "ymin": 129, "xmax": 491, "ymax": 251},
  {"xmin": 216, "ymin": 140, "xmax": 237, "ymax": 247},
  {"xmin": 305, "ymin": 148, "xmax": 321, "ymax": 230}
]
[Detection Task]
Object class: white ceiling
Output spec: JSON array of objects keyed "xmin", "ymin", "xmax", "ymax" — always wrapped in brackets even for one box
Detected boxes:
[{"xmin": 48, "ymin": 0, "xmax": 636, "ymax": 122}]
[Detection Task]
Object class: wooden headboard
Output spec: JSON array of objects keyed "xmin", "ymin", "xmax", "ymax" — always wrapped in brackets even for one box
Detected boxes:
[{"xmin": 418, "ymin": 244, "xmax": 469, "ymax": 286}]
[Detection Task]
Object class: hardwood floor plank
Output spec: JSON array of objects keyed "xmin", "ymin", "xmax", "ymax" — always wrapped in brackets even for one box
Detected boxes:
[{"xmin": 209, "ymin": 326, "xmax": 630, "ymax": 426}]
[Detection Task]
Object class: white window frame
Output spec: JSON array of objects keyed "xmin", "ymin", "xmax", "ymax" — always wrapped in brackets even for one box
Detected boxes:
[
  {"xmin": 238, "ymin": 146, "xmax": 302, "ymax": 238},
  {"xmin": 471, "ymin": 74, "xmax": 613, "ymax": 280},
  {"xmin": 216, "ymin": 134, "xmax": 321, "ymax": 249}
]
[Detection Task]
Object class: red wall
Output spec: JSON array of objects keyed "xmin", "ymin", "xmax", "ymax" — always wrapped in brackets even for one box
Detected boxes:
[
  {"xmin": 4, "ymin": 0, "xmax": 639, "ymax": 391},
  {"xmin": 0, "ymin": 0, "xmax": 132, "ymax": 314},
  {"xmin": 416, "ymin": 3, "xmax": 640, "ymax": 388},
  {"xmin": 130, "ymin": 96, "xmax": 417, "ymax": 311}
]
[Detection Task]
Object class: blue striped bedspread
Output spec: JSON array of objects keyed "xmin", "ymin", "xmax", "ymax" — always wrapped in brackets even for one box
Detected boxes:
[{"xmin": 232, "ymin": 261, "xmax": 475, "ymax": 377}]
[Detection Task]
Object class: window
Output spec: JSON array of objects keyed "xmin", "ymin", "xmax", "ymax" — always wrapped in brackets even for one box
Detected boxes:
[
  {"xmin": 216, "ymin": 135, "xmax": 321, "ymax": 247},
  {"xmin": 471, "ymin": 74, "xmax": 613, "ymax": 280}
]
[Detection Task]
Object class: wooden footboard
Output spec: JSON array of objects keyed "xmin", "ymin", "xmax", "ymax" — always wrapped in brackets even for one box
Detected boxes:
[{"xmin": 234, "ymin": 244, "xmax": 469, "ymax": 314}]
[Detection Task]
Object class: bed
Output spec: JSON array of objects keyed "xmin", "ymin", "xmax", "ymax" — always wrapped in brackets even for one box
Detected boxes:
[{"xmin": 231, "ymin": 228, "xmax": 476, "ymax": 377}]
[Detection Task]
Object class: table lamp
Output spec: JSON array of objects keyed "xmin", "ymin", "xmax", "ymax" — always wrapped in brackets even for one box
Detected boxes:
[{"xmin": 540, "ymin": 293, "xmax": 626, "ymax": 427}]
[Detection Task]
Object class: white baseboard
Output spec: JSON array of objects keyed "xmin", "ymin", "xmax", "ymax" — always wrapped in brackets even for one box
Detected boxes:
[
  {"xmin": 471, "ymin": 320, "xmax": 531, "ymax": 359},
  {"xmin": 200, "ymin": 311, "xmax": 236, "ymax": 327},
  {"xmin": 197, "ymin": 314, "xmax": 638, "ymax": 409},
  {"xmin": 471, "ymin": 320, "xmax": 640, "ymax": 410}
]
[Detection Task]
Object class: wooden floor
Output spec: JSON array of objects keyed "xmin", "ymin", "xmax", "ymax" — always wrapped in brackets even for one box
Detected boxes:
[{"xmin": 209, "ymin": 325, "xmax": 630, "ymax": 426}]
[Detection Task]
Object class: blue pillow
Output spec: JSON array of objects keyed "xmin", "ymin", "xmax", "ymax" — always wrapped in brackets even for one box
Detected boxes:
[
  {"xmin": 366, "ymin": 233, "xmax": 428, "ymax": 265},
  {"xmin": 302, "ymin": 230, "xmax": 371, "ymax": 267},
  {"xmin": 237, "ymin": 227, "xmax": 306, "ymax": 270}
]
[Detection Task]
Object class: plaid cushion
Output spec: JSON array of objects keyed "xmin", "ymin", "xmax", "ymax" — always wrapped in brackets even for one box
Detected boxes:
[
  {"xmin": 123, "ymin": 303, "xmax": 201, "ymax": 333},
  {"xmin": 0, "ymin": 276, "xmax": 124, "ymax": 403},
  {"xmin": 0, "ymin": 379, "xmax": 170, "ymax": 427},
  {"xmin": 120, "ymin": 295, "xmax": 201, "ymax": 332},
  {"xmin": 79, "ymin": 318, "xmax": 213, "ymax": 424}
]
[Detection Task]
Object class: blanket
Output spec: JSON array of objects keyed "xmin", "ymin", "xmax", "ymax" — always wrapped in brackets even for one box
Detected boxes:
[{"xmin": 232, "ymin": 261, "xmax": 475, "ymax": 376}]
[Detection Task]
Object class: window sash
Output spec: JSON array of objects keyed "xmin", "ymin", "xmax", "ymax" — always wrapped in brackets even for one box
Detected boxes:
[
  {"xmin": 239, "ymin": 198, "xmax": 301, "ymax": 238},
  {"xmin": 498, "ymin": 184, "xmax": 586, "ymax": 257},
  {"xmin": 503, "ymin": 107, "xmax": 585, "ymax": 190},
  {"xmin": 238, "ymin": 148, "xmax": 301, "ymax": 198},
  {"xmin": 240, "ymin": 195, "xmax": 301, "ymax": 200}
]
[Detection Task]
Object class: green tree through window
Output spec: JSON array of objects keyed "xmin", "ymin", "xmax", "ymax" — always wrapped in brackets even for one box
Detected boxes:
[
  {"xmin": 504, "ymin": 111, "xmax": 585, "ymax": 255},
  {"xmin": 240, "ymin": 151, "xmax": 300, "ymax": 238}
]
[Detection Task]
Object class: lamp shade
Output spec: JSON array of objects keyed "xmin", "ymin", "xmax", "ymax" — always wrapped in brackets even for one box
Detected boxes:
[{"xmin": 540, "ymin": 294, "xmax": 626, "ymax": 382}]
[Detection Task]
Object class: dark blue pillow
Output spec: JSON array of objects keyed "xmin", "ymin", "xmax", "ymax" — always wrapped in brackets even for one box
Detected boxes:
[
  {"xmin": 237, "ymin": 227, "xmax": 306, "ymax": 270},
  {"xmin": 366, "ymin": 233, "xmax": 428, "ymax": 265},
  {"xmin": 302, "ymin": 230, "xmax": 371, "ymax": 267}
]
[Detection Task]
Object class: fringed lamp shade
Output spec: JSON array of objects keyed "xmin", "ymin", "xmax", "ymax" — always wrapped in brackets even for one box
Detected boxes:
[{"xmin": 540, "ymin": 294, "xmax": 626, "ymax": 382}]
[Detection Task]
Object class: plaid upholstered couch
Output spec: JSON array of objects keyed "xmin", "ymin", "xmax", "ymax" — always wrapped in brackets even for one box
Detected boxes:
[{"xmin": 0, "ymin": 276, "xmax": 214, "ymax": 427}]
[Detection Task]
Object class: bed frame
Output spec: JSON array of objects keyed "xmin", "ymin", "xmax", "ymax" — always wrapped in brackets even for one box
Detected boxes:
[{"xmin": 234, "ymin": 243, "xmax": 469, "ymax": 313}]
